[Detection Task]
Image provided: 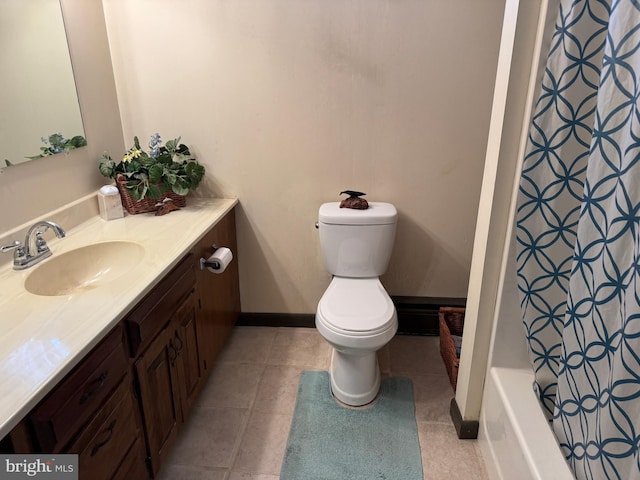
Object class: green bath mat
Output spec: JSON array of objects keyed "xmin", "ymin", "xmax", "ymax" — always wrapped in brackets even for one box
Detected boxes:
[{"xmin": 280, "ymin": 371, "xmax": 423, "ymax": 480}]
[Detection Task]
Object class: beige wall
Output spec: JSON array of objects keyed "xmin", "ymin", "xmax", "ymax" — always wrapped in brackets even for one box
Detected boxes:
[
  {"xmin": 0, "ymin": 0, "xmax": 123, "ymax": 233},
  {"xmin": 456, "ymin": 0, "xmax": 553, "ymax": 423},
  {"xmin": 102, "ymin": 0, "xmax": 505, "ymax": 314}
]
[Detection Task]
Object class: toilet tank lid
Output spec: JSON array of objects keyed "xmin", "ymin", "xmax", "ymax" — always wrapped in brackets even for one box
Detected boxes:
[{"xmin": 319, "ymin": 202, "xmax": 397, "ymax": 225}]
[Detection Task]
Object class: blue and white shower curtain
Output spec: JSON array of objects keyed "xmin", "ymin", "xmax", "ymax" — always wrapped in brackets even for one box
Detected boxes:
[{"xmin": 516, "ymin": 1, "xmax": 640, "ymax": 478}]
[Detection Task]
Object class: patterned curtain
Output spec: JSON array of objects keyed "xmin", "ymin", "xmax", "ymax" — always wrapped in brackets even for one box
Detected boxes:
[{"xmin": 516, "ymin": 1, "xmax": 640, "ymax": 478}]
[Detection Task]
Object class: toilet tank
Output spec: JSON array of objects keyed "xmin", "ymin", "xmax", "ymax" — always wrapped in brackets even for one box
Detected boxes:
[{"xmin": 318, "ymin": 202, "xmax": 397, "ymax": 278}]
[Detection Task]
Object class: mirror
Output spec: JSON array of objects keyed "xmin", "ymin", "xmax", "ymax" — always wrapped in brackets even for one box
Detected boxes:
[{"xmin": 0, "ymin": 0, "xmax": 86, "ymax": 169}]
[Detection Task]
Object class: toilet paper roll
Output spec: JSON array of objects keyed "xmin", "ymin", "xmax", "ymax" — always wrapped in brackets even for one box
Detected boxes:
[{"xmin": 202, "ymin": 247, "xmax": 233, "ymax": 274}]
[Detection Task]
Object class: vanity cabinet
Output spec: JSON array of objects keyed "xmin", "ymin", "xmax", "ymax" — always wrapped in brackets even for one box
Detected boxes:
[
  {"xmin": 2, "ymin": 205, "xmax": 240, "ymax": 479},
  {"xmin": 14, "ymin": 323, "xmax": 149, "ymax": 479},
  {"xmin": 127, "ymin": 253, "xmax": 199, "ymax": 476},
  {"xmin": 193, "ymin": 208, "xmax": 240, "ymax": 373}
]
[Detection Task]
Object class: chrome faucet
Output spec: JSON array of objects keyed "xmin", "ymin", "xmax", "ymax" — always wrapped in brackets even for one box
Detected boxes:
[{"xmin": 1, "ymin": 220, "xmax": 66, "ymax": 270}]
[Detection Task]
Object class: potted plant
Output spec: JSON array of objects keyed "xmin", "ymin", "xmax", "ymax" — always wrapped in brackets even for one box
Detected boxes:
[{"xmin": 99, "ymin": 133, "xmax": 205, "ymax": 214}]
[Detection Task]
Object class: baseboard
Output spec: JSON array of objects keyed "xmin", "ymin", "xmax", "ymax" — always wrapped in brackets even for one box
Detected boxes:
[
  {"xmin": 237, "ymin": 296, "xmax": 466, "ymax": 335},
  {"xmin": 450, "ymin": 397, "xmax": 479, "ymax": 439},
  {"xmin": 237, "ymin": 312, "xmax": 315, "ymax": 328},
  {"xmin": 393, "ymin": 296, "xmax": 466, "ymax": 335}
]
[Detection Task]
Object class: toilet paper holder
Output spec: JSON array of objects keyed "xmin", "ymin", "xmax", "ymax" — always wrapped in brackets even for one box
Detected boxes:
[{"xmin": 199, "ymin": 245, "xmax": 224, "ymax": 270}]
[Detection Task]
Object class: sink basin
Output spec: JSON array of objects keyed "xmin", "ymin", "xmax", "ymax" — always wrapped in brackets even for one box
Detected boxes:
[{"xmin": 25, "ymin": 241, "xmax": 145, "ymax": 296}]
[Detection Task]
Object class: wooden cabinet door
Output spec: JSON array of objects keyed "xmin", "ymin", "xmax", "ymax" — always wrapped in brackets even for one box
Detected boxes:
[
  {"xmin": 135, "ymin": 327, "xmax": 181, "ymax": 476},
  {"xmin": 112, "ymin": 437, "xmax": 149, "ymax": 480},
  {"xmin": 172, "ymin": 291, "xmax": 201, "ymax": 422},
  {"xmin": 193, "ymin": 208, "xmax": 241, "ymax": 374}
]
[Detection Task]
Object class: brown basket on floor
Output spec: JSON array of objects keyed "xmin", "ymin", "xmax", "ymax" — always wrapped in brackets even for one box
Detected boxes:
[
  {"xmin": 116, "ymin": 174, "xmax": 186, "ymax": 214},
  {"xmin": 439, "ymin": 307, "xmax": 465, "ymax": 391}
]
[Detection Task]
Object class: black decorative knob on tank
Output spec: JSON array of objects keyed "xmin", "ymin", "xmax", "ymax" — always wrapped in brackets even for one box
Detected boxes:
[{"xmin": 339, "ymin": 190, "xmax": 369, "ymax": 210}]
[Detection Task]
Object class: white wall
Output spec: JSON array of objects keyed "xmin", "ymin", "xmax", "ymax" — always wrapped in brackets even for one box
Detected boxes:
[{"xmin": 103, "ymin": 0, "xmax": 505, "ymax": 314}]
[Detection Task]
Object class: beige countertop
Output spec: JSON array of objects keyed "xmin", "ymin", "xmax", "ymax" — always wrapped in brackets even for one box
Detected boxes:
[{"xmin": 0, "ymin": 196, "xmax": 238, "ymax": 438}]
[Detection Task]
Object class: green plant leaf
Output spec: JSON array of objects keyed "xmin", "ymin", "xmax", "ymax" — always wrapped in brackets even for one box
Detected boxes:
[
  {"xmin": 147, "ymin": 183, "xmax": 162, "ymax": 199},
  {"xmin": 148, "ymin": 163, "xmax": 164, "ymax": 183},
  {"xmin": 98, "ymin": 159, "xmax": 116, "ymax": 178},
  {"xmin": 69, "ymin": 135, "xmax": 87, "ymax": 148},
  {"xmin": 165, "ymin": 171, "xmax": 178, "ymax": 185},
  {"xmin": 125, "ymin": 178, "xmax": 148, "ymax": 201},
  {"xmin": 171, "ymin": 181, "xmax": 190, "ymax": 196}
]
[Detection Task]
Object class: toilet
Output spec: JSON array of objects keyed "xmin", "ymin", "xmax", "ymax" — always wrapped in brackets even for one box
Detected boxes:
[{"xmin": 315, "ymin": 201, "xmax": 398, "ymax": 406}]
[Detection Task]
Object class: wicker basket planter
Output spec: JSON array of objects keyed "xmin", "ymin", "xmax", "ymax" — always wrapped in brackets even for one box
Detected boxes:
[
  {"xmin": 439, "ymin": 306, "xmax": 466, "ymax": 391},
  {"xmin": 116, "ymin": 174, "xmax": 186, "ymax": 215}
]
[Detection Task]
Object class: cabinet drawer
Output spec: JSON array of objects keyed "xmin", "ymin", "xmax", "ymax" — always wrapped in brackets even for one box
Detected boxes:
[
  {"xmin": 68, "ymin": 377, "xmax": 140, "ymax": 480},
  {"xmin": 127, "ymin": 254, "xmax": 196, "ymax": 356},
  {"xmin": 29, "ymin": 324, "xmax": 128, "ymax": 453}
]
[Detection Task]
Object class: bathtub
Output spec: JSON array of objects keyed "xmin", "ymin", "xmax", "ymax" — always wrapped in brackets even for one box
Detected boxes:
[{"xmin": 479, "ymin": 366, "xmax": 574, "ymax": 479}]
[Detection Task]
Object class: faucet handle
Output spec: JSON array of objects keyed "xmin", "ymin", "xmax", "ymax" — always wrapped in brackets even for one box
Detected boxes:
[
  {"xmin": 33, "ymin": 231, "xmax": 50, "ymax": 254},
  {"xmin": 1, "ymin": 241, "xmax": 25, "ymax": 257}
]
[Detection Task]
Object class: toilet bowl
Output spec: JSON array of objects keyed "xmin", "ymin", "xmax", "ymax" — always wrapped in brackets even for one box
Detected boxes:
[
  {"xmin": 316, "ymin": 276, "xmax": 398, "ymax": 406},
  {"xmin": 315, "ymin": 200, "xmax": 398, "ymax": 406}
]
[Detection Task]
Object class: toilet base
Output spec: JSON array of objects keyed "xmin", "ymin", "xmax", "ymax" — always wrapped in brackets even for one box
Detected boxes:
[{"xmin": 329, "ymin": 349, "xmax": 381, "ymax": 406}]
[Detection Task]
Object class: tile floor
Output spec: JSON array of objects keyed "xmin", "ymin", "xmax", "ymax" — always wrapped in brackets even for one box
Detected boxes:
[{"xmin": 157, "ymin": 326, "xmax": 489, "ymax": 480}]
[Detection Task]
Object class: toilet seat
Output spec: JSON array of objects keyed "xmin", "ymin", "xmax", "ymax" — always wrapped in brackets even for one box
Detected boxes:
[{"xmin": 317, "ymin": 277, "xmax": 396, "ymax": 336}]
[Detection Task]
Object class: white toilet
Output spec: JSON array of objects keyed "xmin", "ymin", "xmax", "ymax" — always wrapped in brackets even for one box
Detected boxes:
[{"xmin": 315, "ymin": 201, "xmax": 398, "ymax": 406}]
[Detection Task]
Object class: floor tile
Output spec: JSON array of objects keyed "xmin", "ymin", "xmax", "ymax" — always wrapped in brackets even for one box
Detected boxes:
[
  {"xmin": 413, "ymin": 373, "xmax": 456, "ymax": 423},
  {"xmin": 156, "ymin": 464, "xmax": 227, "ymax": 480},
  {"xmin": 232, "ymin": 412, "xmax": 293, "ymax": 476},
  {"xmin": 218, "ymin": 326, "xmax": 277, "ymax": 364},
  {"xmin": 253, "ymin": 365, "xmax": 305, "ymax": 415},
  {"xmin": 196, "ymin": 362, "xmax": 265, "ymax": 409},
  {"xmin": 166, "ymin": 406, "xmax": 249, "ymax": 468},
  {"xmin": 389, "ymin": 335, "xmax": 449, "ymax": 376},
  {"xmin": 267, "ymin": 327, "xmax": 331, "ymax": 369},
  {"xmin": 228, "ymin": 473, "xmax": 280, "ymax": 480},
  {"xmin": 418, "ymin": 422, "xmax": 488, "ymax": 480}
]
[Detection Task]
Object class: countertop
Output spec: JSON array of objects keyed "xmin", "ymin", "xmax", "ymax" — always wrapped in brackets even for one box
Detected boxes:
[{"xmin": 0, "ymin": 196, "xmax": 238, "ymax": 438}]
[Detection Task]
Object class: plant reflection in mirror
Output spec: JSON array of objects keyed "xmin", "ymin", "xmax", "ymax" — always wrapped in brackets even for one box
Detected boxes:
[
  {"xmin": 3, "ymin": 133, "xmax": 87, "ymax": 167},
  {"xmin": 27, "ymin": 133, "xmax": 87, "ymax": 160}
]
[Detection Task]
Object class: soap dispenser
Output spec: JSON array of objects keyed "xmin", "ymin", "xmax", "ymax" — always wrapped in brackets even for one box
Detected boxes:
[{"xmin": 98, "ymin": 185, "xmax": 124, "ymax": 220}]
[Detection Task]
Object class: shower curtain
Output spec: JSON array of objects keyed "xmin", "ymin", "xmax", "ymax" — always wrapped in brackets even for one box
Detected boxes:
[{"xmin": 516, "ymin": 1, "xmax": 640, "ymax": 479}]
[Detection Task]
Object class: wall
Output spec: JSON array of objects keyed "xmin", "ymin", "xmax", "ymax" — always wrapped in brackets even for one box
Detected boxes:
[
  {"xmin": 102, "ymin": 0, "xmax": 505, "ymax": 314},
  {"xmin": 0, "ymin": 0, "xmax": 123, "ymax": 233},
  {"xmin": 454, "ymin": 0, "xmax": 559, "ymax": 427}
]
